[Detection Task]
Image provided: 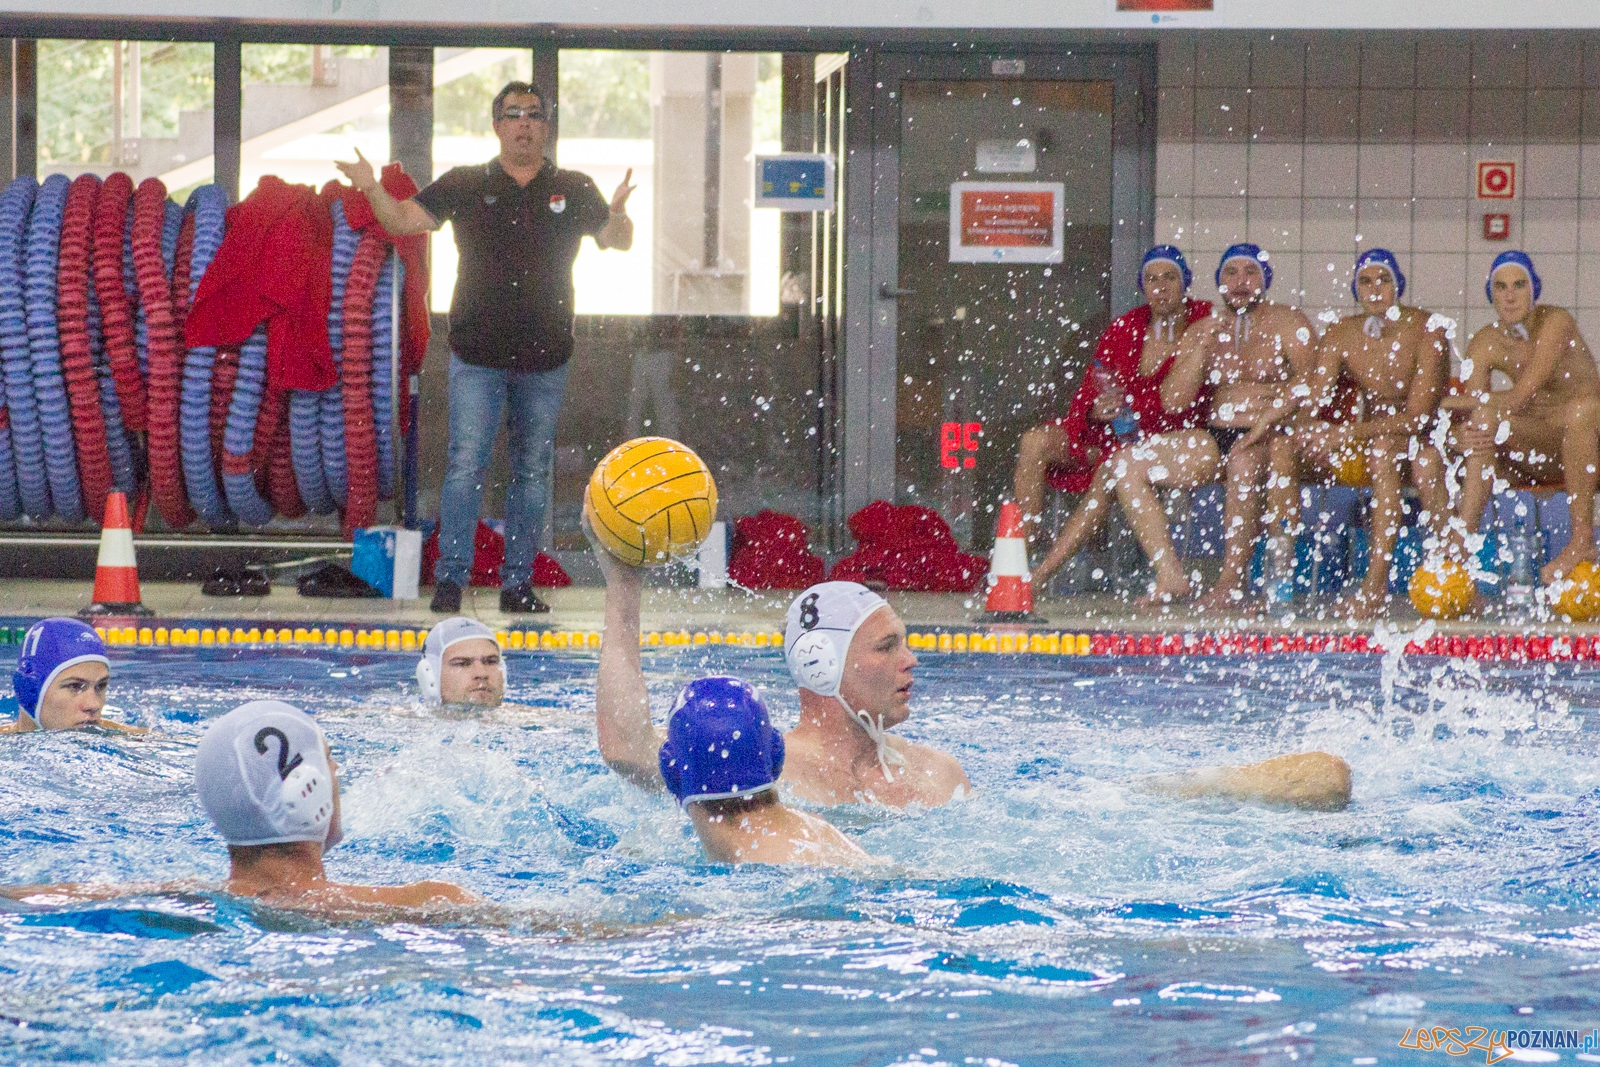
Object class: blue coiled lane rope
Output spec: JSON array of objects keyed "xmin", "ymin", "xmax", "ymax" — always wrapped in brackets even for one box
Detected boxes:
[
  {"xmin": 0, "ymin": 176, "xmax": 44, "ymax": 518},
  {"xmin": 87, "ymin": 275, "xmax": 135, "ymax": 496},
  {"xmin": 320, "ymin": 200, "xmax": 359, "ymax": 509},
  {"xmin": 177, "ymin": 184, "xmax": 232, "ymax": 527},
  {"xmin": 371, "ymin": 251, "xmax": 399, "ymax": 501},
  {"xmin": 222, "ymin": 324, "xmax": 272, "ymax": 526},
  {"xmin": 24, "ymin": 173, "xmax": 83, "ymax": 522},
  {"xmin": 160, "ymin": 199, "xmax": 181, "ymax": 276}
]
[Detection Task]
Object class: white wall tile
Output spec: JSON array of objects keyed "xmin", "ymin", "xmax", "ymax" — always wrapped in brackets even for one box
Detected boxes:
[
  {"xmin": 1464, "ymin": 305, "xmax": 1498, "ymax": 341},
  {"xmin": 1576, "ymin": 310, "xmax": 1600, "ymax": 353},
  {"xmin": 1467, "ymin": 251, "xmax": 1502, "ymax": 301},
  {"xmin": 1267, "ymin": 252, "xmax": 1303, "ymax": 305},
  {"xmin": 1356, "ymin": 198, "xmax": 1413, "ymax": 252},
  {"xmin": 1358, "ymin": 144, "xmax": 1413, "ymax": 198},
  {"xmin": 1409, "ymin": 252, "xmax": 1471, "ymax": 307},
  {"xmin": 1414, "ymin": 144, "xmax": 1473, "ymax": 199},
  {"xmin": 1581, "ymin": 201, "xmax": 1600, "ymax": 253},
  {"xmin": 1302, "ymin": 197, "xmax": 1359, "ymax": 251},
  {"xmin": 1192, "ymin": 196, "xmax": 1249, "ymax": 247},
  {"xmin": 1581, "ymin": 144, "xmax": 1600, "ymax": 198},
  {"xmin": 1302, "ymin": 143, "xmax": 1359, "ymax": 198},
  {"xmin": 1193, "ymin": 142, "xmax": 1250, "ymax": 197},
  {"xmin": 1535, "ymin": 252, "xmax": 1579, "ymax": 306},
  {"xmin": 1247, "ymin": 143, "xmax": 1302, "ymax": 197},
  {"xmin": 1155, "ymin": 196, "xmax": 1193, "ymax": 246},
  {"xmin": 1300, "ymin": 255, "xmax": 1354, "ymax": 315},
  {"xmin": 1414, "ymin": 198, "xmax": 1469, "ymax": 252},
  {"xmin": 1157, "ymin": 144, "xmax": 1195, "ymax": 197},
  {"xmin": 1247, "ymin": 196, "xmax": 1303, "ymax": 252},
  {"xmin": 1523, "ymin": 199, "xmax": 1580, "ymax": 253},
  {"xmin": 1578, "ymin": 254, "xmax": 1600, "ymax": 307},
  {"xmin": 1159, "ymin": 36, "xmax": 1197, "ymax": 88},
  {"xmin": 1524, "ymin": 144, "xmax": 1581, "ymax": 199}
]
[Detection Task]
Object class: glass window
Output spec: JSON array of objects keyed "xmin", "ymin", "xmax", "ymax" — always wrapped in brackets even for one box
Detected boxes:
[
  {"xmin": 429, "ymin": 48, "xmax": 533, "ymax": 313},
  {"xmin": 557, "ymin": 50, "xmax": 783, "ymax": 317},
  {"xmin": 239, "ymin": 44, "xmax": 388, "ymax": 201},
  {"xmin": 38, "ymin": 40, "xmax": 215, "ymax": 196}
]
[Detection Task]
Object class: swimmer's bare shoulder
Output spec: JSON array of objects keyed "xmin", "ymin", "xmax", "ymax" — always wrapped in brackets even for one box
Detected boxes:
[
  {"xmin": 897, "ymin": 739, "xmax": 972, "ymax": 803},
  {"xmin": 325, "ymin": 879, "xmax": 481, "ymax": 908},
  {"xmin": 1141, "ymin": 751, "xmax": 1352, "ymax": 812}
]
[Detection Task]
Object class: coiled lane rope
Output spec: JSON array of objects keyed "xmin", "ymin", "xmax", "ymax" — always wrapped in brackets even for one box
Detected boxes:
[
  {"xmin": 57, "ymin": 173, "xmax": 112, "ymax": 523},
  {"xmin": 25, "ymin": 173, "xmax": 83, "ymax": 522},
  {"xmin": 133, "ymin": 177, "xmax": 194, "ymax": 530},
  {"xmin": 175, "ymin": 184, "xmax": 230, "ymax": 527},
  {"xmin": 319, "ymin": 200, "xmax": 360, "ymax": 510},
  {"xmin": 339, "ymin": 231, "xmax": 385, "ymax": 535},
  {"xmin": 372, "ymin": 251, "xmax": 399, "ymax": 501},
  {"xmin": 91, "ymin": 172, "xmax": 143, "ymax": 432},
  {"xmin": 0, "ymin": 176, "xmax": 45, "ymax": 519}
]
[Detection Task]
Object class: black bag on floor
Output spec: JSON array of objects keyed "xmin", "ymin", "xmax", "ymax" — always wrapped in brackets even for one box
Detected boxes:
[{"xmin": 296, "ymin": 563, "xmax": 382, "ymax": 599}]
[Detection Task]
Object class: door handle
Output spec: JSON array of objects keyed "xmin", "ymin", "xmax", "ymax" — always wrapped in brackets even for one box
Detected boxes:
[{"xmin": 879, "ymin": 283, "xmax": 915, "ymax": 299}]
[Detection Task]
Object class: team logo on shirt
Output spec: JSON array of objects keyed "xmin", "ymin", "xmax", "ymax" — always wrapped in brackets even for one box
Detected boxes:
[{"xmin": 549, "ymin": 194, "xmax": 566, "ymax": 214}]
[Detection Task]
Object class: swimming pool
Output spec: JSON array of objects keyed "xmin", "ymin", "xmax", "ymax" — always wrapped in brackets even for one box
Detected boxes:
[{"xmin": 2, "ymin": 628, "xmax": 1598, "ymax": 1065}]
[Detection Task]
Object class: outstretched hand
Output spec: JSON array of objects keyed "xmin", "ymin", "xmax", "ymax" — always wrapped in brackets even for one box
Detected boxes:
[
  {"xmin": 609, "ymin": 168, "xmax": 636, "ymax": 215},
  {"xmin": 582, "ymin": 490, "xmax": 643, "ymax": 592},
  {"xmin": 334, "ymin": 147, "xmax": 379, "ymax": 192}
]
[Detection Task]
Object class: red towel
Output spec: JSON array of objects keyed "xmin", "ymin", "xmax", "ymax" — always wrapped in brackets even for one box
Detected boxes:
[
  {"xmin": 1048, "ymin": 298, "xmax": 1213, "ymax": 492},
  {"xmin": 728, "ymin": 510, "xmax": 826, "ymax": 590},
  {"xmin": 325, "ymin": 164, "xmax": 432, "ymax": 383},
  {"xmin": 420, "ymin": 521, "xmax": 571, "ymax": 588},
  {"xmin": 828, "ymin": 501, "xmax": 988, "ymax": 592},
  {"xmin": 184, "ymin": 176, "xmax": 335, "ymax": 392}
]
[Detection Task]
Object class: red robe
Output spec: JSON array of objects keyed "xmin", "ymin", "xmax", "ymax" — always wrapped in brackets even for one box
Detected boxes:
[
  {"xmin": 1049, "ymin": 299, "xmax": 1213, "ymax": 492},
  {"xmin": 183, "ymin": 177, "xmax": 335, "ymax": 392}
]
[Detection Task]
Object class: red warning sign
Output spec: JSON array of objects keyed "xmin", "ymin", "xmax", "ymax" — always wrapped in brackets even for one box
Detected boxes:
[{"xmin": 1477, "ymin": 161, "xmax": 1516, "ymax": 200}]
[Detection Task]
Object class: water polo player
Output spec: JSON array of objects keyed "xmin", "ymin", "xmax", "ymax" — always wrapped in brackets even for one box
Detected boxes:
[
  {"xmin": 195, "ymin": 700, "xmax": 478, "ymax": 913},
  {"xmin": 3, "ymin": 701, "xmax": 478, "ymax": 917},
  {"xmin": 417, "ymin": 617, "xmax": 506, "ymax": 708},
  {"xmin": 590, "ymin": 514, "xmax": 971, "ymax": 807},
  {"xmin": 658, "ymin": 676, "xmax": 871, "ymax": 865},
  {"xmin": 2, "ymin": 618, "xmax": 144, "ymax": 735}
]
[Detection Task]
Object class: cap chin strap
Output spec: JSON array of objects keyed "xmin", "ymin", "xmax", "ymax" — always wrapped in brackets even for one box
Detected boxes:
[{"xmin": 835, "ymin": 692, "xmax": 907, "ymax": 782}]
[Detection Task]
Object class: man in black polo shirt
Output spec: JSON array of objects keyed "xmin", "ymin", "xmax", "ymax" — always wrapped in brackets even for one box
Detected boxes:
[{"xmin": 338, "ymin": 81, "xmax": 634, "ymax": 614}]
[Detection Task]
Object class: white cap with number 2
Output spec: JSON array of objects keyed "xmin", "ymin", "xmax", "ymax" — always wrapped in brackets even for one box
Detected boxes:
[{"xmin": 195, "ymin": 700, "xmax": 340, "ymax": 848}]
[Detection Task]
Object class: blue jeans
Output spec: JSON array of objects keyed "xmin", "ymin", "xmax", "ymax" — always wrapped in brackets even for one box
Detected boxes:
[{"xmin": 436, "ymin": 355, "xmax": 569, "ymax": 590}]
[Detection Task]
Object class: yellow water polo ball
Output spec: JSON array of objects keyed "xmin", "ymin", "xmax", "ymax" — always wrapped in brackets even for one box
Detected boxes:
[
  {"xmin": 585, "ymin": 437, "xmax": 718, "ymax": 567},
  {"xmin": 1332, "ymin": 446, "xmax": 1370, "ymax": 489},
  {"xmin": 1552, "ymin": 560, "xmax": 1600, "ymax": 622},
  {"xmin": 1407, "ymin": 560, "xmax": 1475, "ymax": 620}
]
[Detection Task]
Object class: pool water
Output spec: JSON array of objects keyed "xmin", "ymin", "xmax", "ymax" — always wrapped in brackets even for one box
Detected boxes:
[{"xmin": 3, "ymin": 628, "xmax": 1599, "ymax": 1065}]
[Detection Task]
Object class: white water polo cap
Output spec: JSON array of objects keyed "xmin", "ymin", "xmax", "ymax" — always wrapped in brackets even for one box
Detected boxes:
[
  {"xmin": 783, "ymin": 581, "xmax": 908, "ymax": 779},
  {"xmin": 417, "ymin": 617, "xmax": 505, "ymax": 703},
  {"xmin": 195, "ymin": 701, "xmax": 340, "ymax": 848}
]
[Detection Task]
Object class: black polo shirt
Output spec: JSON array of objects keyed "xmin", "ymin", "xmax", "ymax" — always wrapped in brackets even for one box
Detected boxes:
[{"xmin": 414, "ymin": 158, "xmax": 610, "ymax": 372}]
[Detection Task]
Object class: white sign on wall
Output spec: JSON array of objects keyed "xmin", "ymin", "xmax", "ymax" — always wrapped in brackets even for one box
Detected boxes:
[{"xmin": 949, "ymin": 181, "xmax": 1065, "ymax": 264}]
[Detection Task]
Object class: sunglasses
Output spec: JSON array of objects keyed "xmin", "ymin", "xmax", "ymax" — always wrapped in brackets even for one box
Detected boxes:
[{"xmin": 499, "ymin": 106, "xmax": 547, "ymax": 121}]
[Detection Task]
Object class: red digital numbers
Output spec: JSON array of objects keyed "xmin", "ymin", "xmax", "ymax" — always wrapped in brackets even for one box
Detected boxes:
[{"xmin": 940, "ymin": 422, "xmax": 982, "ymax": 469}]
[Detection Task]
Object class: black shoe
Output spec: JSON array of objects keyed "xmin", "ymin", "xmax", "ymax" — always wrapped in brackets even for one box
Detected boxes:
[
  {"xmin": 430, "ymin": 580, "xmax": 463, "ymax": 613},
  {"xmin": 499, "ymin": 582, "xmax": 550, "ymax": 614}
]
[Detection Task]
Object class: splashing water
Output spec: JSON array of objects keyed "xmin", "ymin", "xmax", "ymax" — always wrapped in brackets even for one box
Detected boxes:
[{"xmin": 1, "ymin": 638, "xmax": 1598, "ymax": 1064}]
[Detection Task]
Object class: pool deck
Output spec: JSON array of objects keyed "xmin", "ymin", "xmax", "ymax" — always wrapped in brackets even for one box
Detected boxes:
[{"xmin": 5, "ymin": 578, "xmax": 1600, "ymax": 636}]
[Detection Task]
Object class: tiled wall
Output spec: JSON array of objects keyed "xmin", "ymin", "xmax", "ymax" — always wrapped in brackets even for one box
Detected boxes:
[{"xmin": 1155, "ymin": 31, "xmax": 1600, "ymax": 365}]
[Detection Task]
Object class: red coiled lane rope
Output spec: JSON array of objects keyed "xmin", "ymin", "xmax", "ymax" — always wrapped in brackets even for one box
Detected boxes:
[
  {"xmin": 210, "ymin": 345, "xmax": 238, "ymax": 471},
  {"xmin": 91, "ymin": 173, "xmax": 143, "ymax": 432},
  {"xmin": 339, "ymin": 232, "xmax": 384, "ymax": 537},
  {"xmin": 264, "ymin": 392, "xmax": 306, "ymax": 519},
  {"xmin": 57, "ymin": 174, "xmax": 112, "ymax": 524},
  {"xmin": 132, "ymin": 178, "xmax": 194, "ymax": 529}
]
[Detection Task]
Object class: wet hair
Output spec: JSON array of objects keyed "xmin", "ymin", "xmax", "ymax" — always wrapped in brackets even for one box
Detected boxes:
[
  {"xmin": 693, "ymin": 790, "xmax": 780, "ymax": 817},
  {"xmin": 492, "ymin": 81, "xmax": 545, "ymax": 122}
]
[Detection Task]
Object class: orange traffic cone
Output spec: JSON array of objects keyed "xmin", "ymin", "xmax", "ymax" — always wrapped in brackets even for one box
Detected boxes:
[
  {"xmin": 984, "ymin": 500, "xmax": 1035, "ymax": 620},
  {"xmin": 81, "ymin": 492, "xmax": 153, "ymax": 617}
]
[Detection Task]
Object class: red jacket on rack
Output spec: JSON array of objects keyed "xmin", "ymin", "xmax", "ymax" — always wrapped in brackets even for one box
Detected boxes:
[
  {"xmin": 183, "ymin": 176, "xmax": 336, "ymax": 392},
  {"xmin": 1048, "ymin": 298, "xmax": 1213, "ymax": 493}
]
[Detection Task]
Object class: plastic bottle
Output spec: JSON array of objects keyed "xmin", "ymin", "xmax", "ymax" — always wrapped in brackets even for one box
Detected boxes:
[
  {"xmin": 1504, "ymin": 517, "xmax": 1535, "ymax": 609},
  {"xmin": 1093, "ymin": 360, "xmax": 1140, "ymax": 443}
]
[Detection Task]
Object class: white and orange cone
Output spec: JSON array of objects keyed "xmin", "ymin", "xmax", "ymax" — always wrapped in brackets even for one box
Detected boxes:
[
  {"xmin": 984, "ymin": 500, "xmax": 1035, "ymax": 620},
  {"xmin": 81, "ymin": 492, "xmax": 152, "ymax": 617}
]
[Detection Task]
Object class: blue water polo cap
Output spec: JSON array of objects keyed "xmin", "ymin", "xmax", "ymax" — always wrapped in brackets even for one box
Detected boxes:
[
  {"xmin": 1139, "ymin": 244, "xmax": 1192, "ymax": 292},
  {"xmin": 1215, "ymin": 243, "xmax": 1272, "ymax": 292},
  {"xmin": 12, "ymin": 618, "xmax": 110, "ymax": 720},
  {"xmin": 658, "ymin": 676, "xmax": 786, "ymax": 805},
  {"xmin": 1352, "ymin": 248, "xmax": 1406, "ymax": 300},
  {"xmin": 1486, "ymin": 250, "xmax": 1541, "ymax": 304}
]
